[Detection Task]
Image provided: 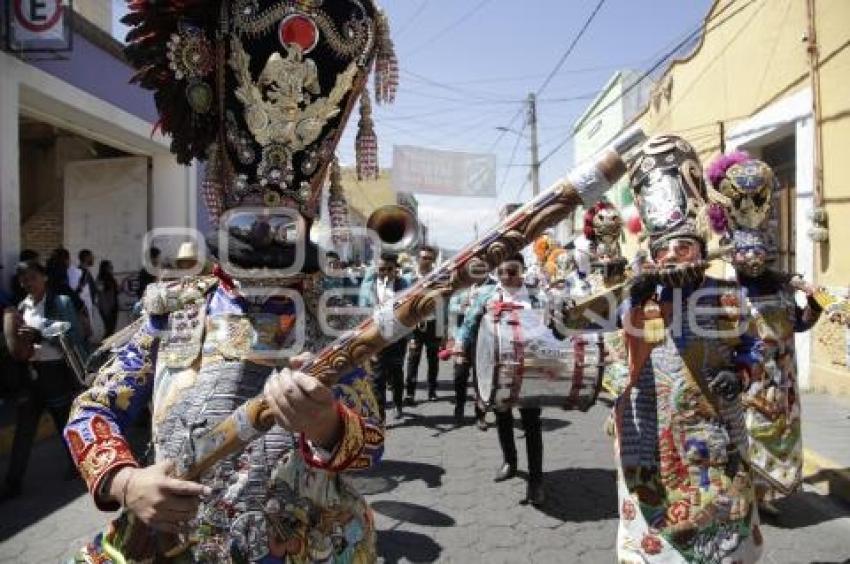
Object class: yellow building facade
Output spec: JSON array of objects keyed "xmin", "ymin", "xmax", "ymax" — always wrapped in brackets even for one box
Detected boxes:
[{"xmin": 632, "ymin": 0, "xmax": 850, "ymax": 394}]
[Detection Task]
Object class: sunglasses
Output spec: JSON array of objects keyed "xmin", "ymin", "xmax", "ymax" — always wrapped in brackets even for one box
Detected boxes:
[{"xmin": 497, "ymin": 267, "xmax": 521, "ymax": 276}]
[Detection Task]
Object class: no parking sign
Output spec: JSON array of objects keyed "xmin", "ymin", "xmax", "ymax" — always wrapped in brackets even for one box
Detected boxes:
[{"xmin": 5, "ymin": 0, "xmax": 73, "ymax": 52}]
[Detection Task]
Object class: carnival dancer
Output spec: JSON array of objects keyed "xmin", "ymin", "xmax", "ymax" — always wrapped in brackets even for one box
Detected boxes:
[
  {"xmin": 359, "ymin": 253, "xmax": 410, "ymax": 420},
  {"xmin": 551, "ymin": 203, "xmax": 630, "ymax": 401},
  {"xmin": 403, "ymin": 245, "xmax": 442, "ymax": 404},
  {"xmin": 63, "ymin": 1, "xmax": 398, "ymax": 561},
  {"xmin": 611, "ymin": 135, "xmax": 763, "ymax": 563},
  {"xmin": 707, "ymin": 153, "xmax": 823, "ymax": 516},
  {"xmin": 456, "ymin": 254, "xmax": 548, "ymax": 506}
]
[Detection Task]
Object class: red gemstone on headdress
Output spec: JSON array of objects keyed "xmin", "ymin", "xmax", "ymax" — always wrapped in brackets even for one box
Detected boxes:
[{"xmin": 279, "ymin": 15, "xmax": 318, "ymax": 53}]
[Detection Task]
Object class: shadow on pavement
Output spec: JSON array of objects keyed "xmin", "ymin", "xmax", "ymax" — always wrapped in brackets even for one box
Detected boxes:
[
  {"xmin": 536, "ymin": 467, "xmax": 618, "ymax": 523},
  {"xmin": 767, "ymin": 490, "xmax": 850, "ymax": 529},
  {"xmin": 0, "ymin": 438, "xmax": 87, "ymax": 541},
  {"xmin": 389, "ymin": 412, "xmax": 464, "ymax": 437},
  {"xmin": 377, "ymin": 529, "xmax": 442, "ymax": 563},
  {"xmin": 349, "ymin": 459, "xmax": 446, "ymax": 496},
  {"xmin": 0, "ymin": 413, "xmax": 150, "ymax": 542},
  {"xmin": 371, "ymin": 500, "xmax": 455, "ymax": 527}
]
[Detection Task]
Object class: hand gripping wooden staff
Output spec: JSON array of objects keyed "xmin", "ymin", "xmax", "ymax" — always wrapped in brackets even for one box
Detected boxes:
[
  {"xmin": 170, "ymin": 127, "xmax": 646, "ymax": 485},
  {"xmin": 123, "ymin": 128, "xmax": 645, "ymax": 560}
]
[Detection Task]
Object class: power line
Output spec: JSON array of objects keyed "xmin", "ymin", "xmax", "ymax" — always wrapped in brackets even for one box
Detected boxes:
[
  {"xmin": 400, "ymin": 89, "xmax": 522, "ymax": 106},
  {"xmin": 488, "ymin": 0, "xmax": 606, "ymax": 171},
  {"xmin": 538, "ymin": 0, "xmax": 753, "ymax": 166},
  {"xmin": 498, "ymin": 119, "xmax": 529, "ymax": 194},
  {"xmin": 394, "ymin": 0, "xmax": 430, "ymax": 37},
  {"xmin": 401, "ymin": 69, "xmax": 523, "ymax": 103},
  {"xmin": 536, "ymin": 0, "xmax": 608, "ymax": 96},
  {"xmin": 404, "ymin": 0, "xmax": 495, "ymax": 57}
]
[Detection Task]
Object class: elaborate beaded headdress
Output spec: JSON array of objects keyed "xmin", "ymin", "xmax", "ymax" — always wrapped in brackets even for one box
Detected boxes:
[
  {"xmin": 628, "ymin": 134, "xmax": 709, "ymax": 256},
  {"xmin": 123, "ymin": 0, "xmax": 397, "ymax": 230}
]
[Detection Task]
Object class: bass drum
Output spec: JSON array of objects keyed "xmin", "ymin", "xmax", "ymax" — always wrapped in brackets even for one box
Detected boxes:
[{"xmin": 475, "ymin": 306, "xmax": 603, "ymax": 411}]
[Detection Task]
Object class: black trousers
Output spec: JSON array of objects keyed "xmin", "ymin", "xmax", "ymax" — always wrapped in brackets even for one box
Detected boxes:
[
  {"xmin": 405, "ymin": 323, "xmax": 440, "ymax": 398},
  {"xmin": 452, "ymin": 362, "xmax": 483, "ymax": 419},
  {"xmin": 372, "ymin": 342, "xmax": 406, "ymax": 420},
  {"xmin": 496, "ymin": 407, "xmax": 543, "ymax": 482},
  {"xmin": 5, "ymin": 360, "xmax": 77, "ymax": 488}
]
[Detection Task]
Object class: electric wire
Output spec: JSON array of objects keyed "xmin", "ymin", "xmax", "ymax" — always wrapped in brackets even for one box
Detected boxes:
[
  {"xmin": 538, "ymin": 0, "xmax": 753, "ymax": 166},
  {"xmin": 535, "ymin": 0, "xmax": 608, "ymax": 97}
]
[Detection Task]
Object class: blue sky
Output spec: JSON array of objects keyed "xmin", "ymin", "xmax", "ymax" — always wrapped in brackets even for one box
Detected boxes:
[{"xmin": 113, "ymin": 0, "xmax": 714, "ymax": 249}]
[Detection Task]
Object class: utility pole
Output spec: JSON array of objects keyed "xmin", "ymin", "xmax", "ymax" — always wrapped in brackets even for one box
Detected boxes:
[{"xmin": 528, "ymin": 92, "xmax": 541, "ymax": 197}]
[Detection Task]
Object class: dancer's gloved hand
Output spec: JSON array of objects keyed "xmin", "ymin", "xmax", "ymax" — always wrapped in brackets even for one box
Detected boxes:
[
  {"xmin": 264, "ymin": 353, "xmax": 342, "ymax": 450},
  {"xmin": 108, "ymin": 461, "xmax": 210, "ymax": 533},
  {"xmin": 708, "ymin": 370, "xmax": 741, "ymax": 402}
]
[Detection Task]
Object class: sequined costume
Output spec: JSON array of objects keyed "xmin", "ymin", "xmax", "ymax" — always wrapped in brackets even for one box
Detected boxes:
[
  {"xmin": 739, "ymin": 272, "xmax": 819, "ymax": 495},
  {"xmin": 613, "ymin": 135, "xmax": 762, "ymax": 563},
  {"xmin": 64, "ymin": 0, "xmax": 398, "ymax": 561},
  {"xmin": 707, "ymin": 154, "xmax": 823, "ymax": 499},
  {"xmin": 614, "ymin": 280, "xmax": 762, "ymax": 563},
  {"xmin": 65, "ymin": 277, "xmax": 384, "ymax": 563}
]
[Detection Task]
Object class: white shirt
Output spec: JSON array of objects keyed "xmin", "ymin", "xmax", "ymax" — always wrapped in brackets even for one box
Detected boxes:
[
  {"xmin": 376, "ymin": 276, "xmax": 396, "ymax": 305},
  {"xmin": 68, "ymin": 265, "xmax": 95, "ymax": 321},
  {"xmin": 20, "ymin": 295, "xmax": 63, "ymax": 362},
  {"xmin": 498, "ymin": 284, "xmax": 533, "ymax": 308}
]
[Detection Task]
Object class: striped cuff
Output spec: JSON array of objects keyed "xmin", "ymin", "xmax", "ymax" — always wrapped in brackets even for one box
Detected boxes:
[{"xmin": 300, "ymin": 402, "xmax": 365, "ymax": 473}]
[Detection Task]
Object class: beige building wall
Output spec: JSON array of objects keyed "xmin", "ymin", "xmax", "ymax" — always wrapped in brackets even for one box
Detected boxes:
[
  {"xmin": 631, "ymin": 0, "xmax": 850, "ymax": 394},
  {"xmin": 73, "ymin": 0, "xmax": 113, "ymax": 34}
]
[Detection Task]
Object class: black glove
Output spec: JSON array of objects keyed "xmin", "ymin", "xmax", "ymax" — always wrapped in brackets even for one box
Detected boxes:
[{"xmin": 708, "ymin": 370, "xmax": 741, "ymax": 402}]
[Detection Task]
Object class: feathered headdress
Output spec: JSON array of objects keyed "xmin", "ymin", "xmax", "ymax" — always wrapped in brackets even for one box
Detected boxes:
[{"xmin": 122, "ymin": 0, "xmax": 398, "ymax": 225}]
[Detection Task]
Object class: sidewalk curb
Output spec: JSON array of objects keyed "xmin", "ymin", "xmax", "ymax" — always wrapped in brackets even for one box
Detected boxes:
[{"xmin": 803, "ymin": 447, "xmax": 850, "ymax": 505}]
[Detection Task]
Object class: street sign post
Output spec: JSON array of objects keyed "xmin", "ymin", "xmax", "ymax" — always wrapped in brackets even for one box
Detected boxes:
[{"xmin": 4, "ymin": 0, "xmax": 73, "ymax": 53}]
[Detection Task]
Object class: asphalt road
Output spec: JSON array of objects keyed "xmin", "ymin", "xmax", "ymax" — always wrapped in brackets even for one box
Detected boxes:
[{"xmin": 1, "ymin": 362, "xmax": 849, "ymax": 563}]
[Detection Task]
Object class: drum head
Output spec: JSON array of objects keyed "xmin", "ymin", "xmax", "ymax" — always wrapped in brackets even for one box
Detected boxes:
[{"xmin": 475, "ymin": 314, "xmax": 498, "ymax": 408}]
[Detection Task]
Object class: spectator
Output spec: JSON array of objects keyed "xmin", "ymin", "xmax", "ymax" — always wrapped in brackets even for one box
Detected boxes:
[
  {"xmin": 0, "ymin": 260, "xmax": 85, "ymax": 502},
  {"xmin": 68, "ymin": 249, "xmax": 102, "ymax": 344},
  {"xmin": 358, "ymin": 253, "xmax": 410, "ymax": 420},
  {"xmin": 404, "ymin": 245, "xmax": 442, "ymax": 404},
  {"xmin": 11, "ymin": 250, "xmax": 38, "ymax": 305},
  {"xmin": 96, "ymin": 260, "xmax": 119, "ymax": 337},
  {"xmin": 138, "ymin": 246, "xmax": 161, "ymax": 298},
  {"xmin": 174, "ymin": 242, "xmax": 199, "ymax": 272}
]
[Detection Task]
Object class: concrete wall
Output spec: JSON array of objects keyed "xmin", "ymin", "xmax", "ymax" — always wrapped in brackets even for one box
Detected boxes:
[
  {"xmin": 73, "ymin": 0, "xmax": 113, "ymax": 35},
  {"xmin": 0, "ymin": 47, "xmax": 196, "ymax": 290},
  {"xmin": 632, "ymin": 0, "xmax": 850, "ymax": 394}
]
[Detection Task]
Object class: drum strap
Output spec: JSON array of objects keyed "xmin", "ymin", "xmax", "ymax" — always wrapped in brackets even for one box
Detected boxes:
[{"xmin": 508, "ymin": 307, "xmax": 524, "ymax": 401}]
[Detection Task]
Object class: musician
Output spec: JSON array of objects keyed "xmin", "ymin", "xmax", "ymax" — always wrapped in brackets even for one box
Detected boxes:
[
  {"xmin": 359, "ymin": 253, "xmax": 411, "ymax": 420},
  {"xmin": 404, "ymin": 245, "xmax": 442, "ymax": 404},
  {"xmin": 456, "ymin": 254, "xmax": 548, "ymax": 506},
  {"xmin": 451, "ymin": 279, "xmax": 495, "ymax": 428},
  {"xmin": 611, "ymin": 135, "xmax": 762, "ymax": 562},
  {"xmin": 62, "ymin": 2, "xmax": 397, "ymax": 561},
  {"xmin": 1, "ymin": 260, "xmax": 85, "ymax": 502},
  {"xmin": 708, "ymin": 153, "xmax": 823, "ymax": 516}
]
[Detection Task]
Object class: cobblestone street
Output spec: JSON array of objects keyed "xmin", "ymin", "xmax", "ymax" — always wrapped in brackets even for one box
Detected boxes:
[{"xmin": 2, "ymin": 363, "xmax": 850, "ymax": 562}]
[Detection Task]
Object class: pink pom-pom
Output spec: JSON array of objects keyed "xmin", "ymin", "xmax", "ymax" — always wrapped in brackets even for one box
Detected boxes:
[
  {"xmin": 707, "ymin": 150, "xmax": 750, "ymax": 188},
  {"xmin": 708, "ymin": 202, "xmax": 729, "ymax": 234}
]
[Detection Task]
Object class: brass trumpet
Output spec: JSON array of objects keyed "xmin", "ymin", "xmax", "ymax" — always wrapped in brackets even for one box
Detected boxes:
[{"xmin": 366, "ymin": 204, "xmax": 421, "ymax": 253}]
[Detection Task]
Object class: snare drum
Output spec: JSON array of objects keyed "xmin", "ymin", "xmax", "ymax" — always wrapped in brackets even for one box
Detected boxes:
[{"xmin": 475, "ymin": 305, "xmax": 603, "ymax": 411}]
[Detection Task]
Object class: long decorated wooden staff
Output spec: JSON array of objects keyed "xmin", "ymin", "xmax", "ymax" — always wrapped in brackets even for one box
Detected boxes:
[
  {"xmin": 121, "ymin": 128, "xmax": 645, "ymax": 559},
  {"xmin": 167, "ymin": 127, "xmax": 645, "ymax": 486}
]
